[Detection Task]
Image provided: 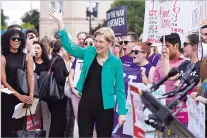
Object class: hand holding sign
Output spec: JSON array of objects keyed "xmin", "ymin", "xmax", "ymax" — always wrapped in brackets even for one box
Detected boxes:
[{"xmin": 161, "ymin": 45, "xmax": 169, "ymax": 59}]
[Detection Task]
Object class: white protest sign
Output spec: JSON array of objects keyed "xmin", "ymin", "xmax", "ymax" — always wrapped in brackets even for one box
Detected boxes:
[
  {"xmin": 170, "ymin": 0, "xmax": 191, "ymax": 43},
  {"xmin": 129, "ymin": 84, "xmax": 145, "ymax": 138},
  {"xmin": 157, "ymin": 0, "xmax": 173, "ymax": 36},
  {"xmin": 199, "ymin": 1, "xmax": 207, "ymax": 27},
  {"xmin": 142, "ymin": 0, "xmax": 160, "ymax": 43},
  {"xmin": 123, "ymin": 83, "xmax": 165, "ymax": 138},
  {"xmin": 187, "ymin": 96, "xmax": 205, "ymax": 138},
  {"xmin": 143, "ymin": 0, "xmax": 190, "ymax": 44},
  {"xmin": 74, "ymin": 59, "xmax": 83, "ymax": 85},
  {"xmin": 190, "ymin": 1, "xmax": 200, "ymax": 33}
]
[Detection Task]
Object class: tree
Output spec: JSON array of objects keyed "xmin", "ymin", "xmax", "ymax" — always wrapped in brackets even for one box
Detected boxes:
[
  {"xmin": 21, "ymin": 9, "xmax": 39, "ymax": 32},
  {"xmin": 111, "ymin": 0, "xmax": 145, "ymax": 36},
  {"xmin": 90, "ymin": 20, "xmax": 107, "ymax": 35},
  {"xmin": 1, "ymin": 9, "xmax": 9, "ymax": 30},
  {"xmin": 21, "ymin": 22, "xmax": 34, "ymax": 29}
]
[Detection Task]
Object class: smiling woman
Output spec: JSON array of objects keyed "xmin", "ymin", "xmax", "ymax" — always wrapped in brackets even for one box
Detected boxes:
[
  {"xmin": 48, "ymin": 7, "xmax": 126, "ymax": 137},
  {"xmin": 1, "ymin": 29, "xmax": 35, "ymax": 137}
]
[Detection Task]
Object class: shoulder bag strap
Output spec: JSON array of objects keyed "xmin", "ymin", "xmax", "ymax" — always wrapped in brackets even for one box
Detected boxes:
[
  {"xmin": 22, "ymin": 53, "xmax": 26, "ymax": 71},
  {"xmin": 48, "ymin": 56, "xmax": 58, "ymax": 74}
]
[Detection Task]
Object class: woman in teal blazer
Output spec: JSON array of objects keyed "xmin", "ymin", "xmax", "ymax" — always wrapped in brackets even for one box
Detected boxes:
[{"xmin": 48, "ymin": 8, "xmax": 126, "ymax": 137}]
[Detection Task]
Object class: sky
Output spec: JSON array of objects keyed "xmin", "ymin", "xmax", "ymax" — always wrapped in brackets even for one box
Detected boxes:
[{"xmin": 2, "ymin": 1, "xmax": 40, "ymax": 25}]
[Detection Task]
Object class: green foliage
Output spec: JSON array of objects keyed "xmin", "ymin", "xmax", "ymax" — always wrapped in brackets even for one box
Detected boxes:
[
  {"xmin": 1, "ymin": 25, "xmax": 7, "ymax": 30},
  {"xmin": 1, "ymin": 9, "xmax": 9, "ymax": 26},
  {"xmin": 90, "ymin": 20, "xmax": 107, "ymax": 35},
  {"xmin": 111, "ymin": 0, "xmax": 145, "ymax": 36},
  {"xmin": 21, "ymin": 9, "xmax": 39, "ymax": 32},
  {"xmin": 21, "ymin": 22, "xmax": 34, "ymax": 29}
]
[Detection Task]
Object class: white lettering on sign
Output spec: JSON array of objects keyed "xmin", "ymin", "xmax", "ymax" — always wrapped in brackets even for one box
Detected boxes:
[{"xmin": 107, "ymin": 17, "xmax": 125, "ymax": 27}]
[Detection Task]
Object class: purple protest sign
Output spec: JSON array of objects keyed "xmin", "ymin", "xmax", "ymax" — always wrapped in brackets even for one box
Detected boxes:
[
  {"xmin": 106, "ymin": 5, "xmax": 128, "ymax": 37},
  {"xmin": 112, "ymin": 66, "xmax": 142, "ymax": 138}
]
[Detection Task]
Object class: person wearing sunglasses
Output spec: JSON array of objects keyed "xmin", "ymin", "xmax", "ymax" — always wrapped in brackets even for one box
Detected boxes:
[
  {"xmin": 83, "ymin": 35, "xmax": 95, "ymax": 47},
  {"xmin": 119, "ymin": 31, "xmax": 138, "ymax": 67},
  {"xmin": 131, "ymin": 42, "xmax": 155, "ymax": 85},
  {"xmin": 162, "ymin": 33, "xmax": 201, "ymax": 125},
  {"xmin": 1, "ymin": 29, "xmax": 35, "ymax": 137},
  {"xmin": 48, "ymin": 7, "xmax": 126, "ymax": 137}
]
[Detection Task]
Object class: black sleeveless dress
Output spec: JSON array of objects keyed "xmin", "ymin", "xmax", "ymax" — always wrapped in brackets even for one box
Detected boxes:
[{"xmin": 1, "ymin": 51, "xmax": 26, "ymax": 137}]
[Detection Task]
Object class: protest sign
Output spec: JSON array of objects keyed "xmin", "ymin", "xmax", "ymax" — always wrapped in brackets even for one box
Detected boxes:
[
  {"xmin": 157, "ymin": 0, "xmax": 173, "ymax": 36},
  {"xmin": 74, "ymin": 59, "xmax": 83, "ymax": 85},
  {"xmin": 126, "ymin": 83, "xmax": 165, "ymax": 138},
  {"xmin": 143, "ymin": 0, "xmax": 191, "ymax": 44},
  {"xmin": 112, "ymin": 66, "xmax": 141, "ymax": 138},
  {"xmin": 190, "ymin": 1, "xmax": 200, "ymax": 33},
  {"xmin": 27, "ymin": 110, "xmax": 41, "ymax": 130},
  {"xmin": 106, "ymin": 6, "xmax": 128, "ymax": 37},
  {"xmin": 187, "ymin": 96, "xmax": 205, "ymax": 138},
  {"xmin": 129, "ymin": 84, "xmax": 145, "ymax": 138},
  {"xmin": 199, "ymin": 1, "xmax": 207, "ymax": 27},
  {"xmin": 142, "ymin": 0, "xmax": 160, "ymax": 43},
  {"xmin": 170, "ymin": 1, "xmax": 191, "ymax": 43}
]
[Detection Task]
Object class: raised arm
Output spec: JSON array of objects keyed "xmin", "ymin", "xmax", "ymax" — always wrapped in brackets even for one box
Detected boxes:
[
  {"xmin": 48, "ymin": 7, "xmax": 86, "ymax": 59},
  {"xmin": 162, "ymin": 46, "xmax": 179, "ymax": 80}
]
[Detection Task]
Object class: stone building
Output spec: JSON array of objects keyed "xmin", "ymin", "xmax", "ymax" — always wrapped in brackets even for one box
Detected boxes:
[{"xmin": 39, "ymin": 0, "xmax": 113, "ymax": 42}]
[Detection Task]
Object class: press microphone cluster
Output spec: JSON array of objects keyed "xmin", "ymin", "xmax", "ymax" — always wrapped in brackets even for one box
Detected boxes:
[
  {"xmin": 150, "ymin": 67, "xmax": 179, "ymax": 91},
  {"xmin": 162, "ymin": 63, "xmax": 198, "ymax": 98}
]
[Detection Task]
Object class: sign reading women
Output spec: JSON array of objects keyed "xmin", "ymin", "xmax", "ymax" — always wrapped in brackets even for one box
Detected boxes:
[{"xmin": 106, "ymin": 6, "xmax": 128, "ymax": 37}]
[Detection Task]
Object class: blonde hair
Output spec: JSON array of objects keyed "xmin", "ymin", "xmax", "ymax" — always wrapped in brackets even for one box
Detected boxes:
[{"xmin": 94, "ymin": 27, "xmax": 115, "ymax": 47}]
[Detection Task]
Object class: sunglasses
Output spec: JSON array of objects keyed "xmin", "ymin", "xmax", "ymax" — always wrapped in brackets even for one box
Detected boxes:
[
  {"xmin": 183, "ymin": 42, "xmax": 191, "ymax": 47},
  {"xmin": 10, "ymin": 37, "xmax": 21, "ymax": 41},
  {"xmin": 131, "ymin": 50, "xmax": 145, "ymax": 55},
  {"xmin": 84, "ymin": 41, "xmax": 93, "ymax": 46},
  {"xmin": 119, "ymin": 41, "xmax": 133, "ymax": 45}
]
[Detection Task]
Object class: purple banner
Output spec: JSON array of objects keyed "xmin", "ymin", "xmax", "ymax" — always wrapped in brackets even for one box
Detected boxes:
[
  {"xmin": 112, "ymin": 66, "xmax": 142, "ymax": 138},
  {"xmin": 106, "ymin": 5, "xmax": 128, "ymax": 37}
]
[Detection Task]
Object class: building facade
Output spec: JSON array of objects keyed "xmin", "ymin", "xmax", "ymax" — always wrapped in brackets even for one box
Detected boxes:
[{"xmin": 39, "ymin": 0, "xmax": 113, "ymax": 42}]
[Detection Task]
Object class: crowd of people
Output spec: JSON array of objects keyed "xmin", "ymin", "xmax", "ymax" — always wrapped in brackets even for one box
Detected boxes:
[{"xmin": 1, "ymin": 7, "xmax": 207, "ymax": 138}]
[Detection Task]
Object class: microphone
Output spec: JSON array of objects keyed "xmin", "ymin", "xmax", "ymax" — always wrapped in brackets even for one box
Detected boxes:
[
  {"xmin": 178, "ymin": 63, "xmax": 196, "ymax": 87},
  {"xmin": 151, "ymin": 67, "xmax": 179, "ymax": 91},
  {"xmin": 161, "ymin": 86, "xmax": 187, "ymax": 98},
  {"xmin": 168, "ymin": 75, "xmax": 200, "ymax": 109}
]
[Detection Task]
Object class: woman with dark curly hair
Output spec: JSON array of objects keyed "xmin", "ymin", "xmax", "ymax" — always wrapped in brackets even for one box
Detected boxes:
[
  {"xmin": 1, "ymin": 29, "xmax": 35, "ymax": 137},
  {"xmin": 33, "ymin": 41, "xmax": 50, "ymax": 76},
  {"xmin": 33, "ymin": 41, "xmax": 51, "ymax": 137}
]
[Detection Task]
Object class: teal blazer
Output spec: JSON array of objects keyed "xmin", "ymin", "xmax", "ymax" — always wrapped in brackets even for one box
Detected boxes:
[{"xmin": 57, "ymin": 29, "xmax": 127, "ymax": 115}]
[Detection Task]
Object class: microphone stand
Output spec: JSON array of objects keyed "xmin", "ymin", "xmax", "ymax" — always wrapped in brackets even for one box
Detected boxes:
[
  {"xmin": 168, "ymin": 77, "xmax": 199, "ymax": 110},
  {"xmin": 140, "ymin": 87, "xmax": 195, "ymax": 137}
]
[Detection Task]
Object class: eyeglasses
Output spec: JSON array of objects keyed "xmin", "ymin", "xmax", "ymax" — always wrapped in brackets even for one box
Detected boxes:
[
  {"xmin": 84, "ymin": 41, "xmax": 93, "ymax": 46},
  {"xmin": 10, "ymin": 37, "xmax": 21, "ymax": 41},
  {"xmin": 183, "ymin": 42, "xmax": 191, "ymax": 47},
  {"xmin": 119, "ymin": 41, "xmax": 133, "ymax": 45},
  {"xmin": 131, "ymin": 50, "xmax": 145, "ymax": 55}
]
